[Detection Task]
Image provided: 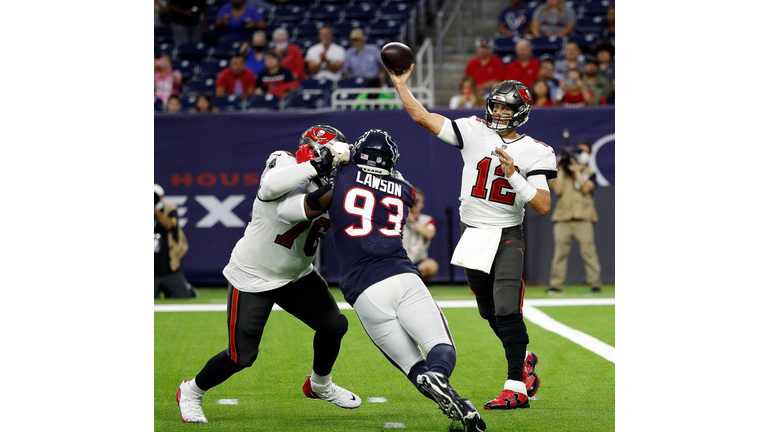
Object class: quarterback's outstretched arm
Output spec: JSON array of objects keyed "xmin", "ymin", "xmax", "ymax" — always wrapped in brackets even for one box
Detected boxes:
[{"xmin": 386, "ymin": 65, "xmax": 446, "ymax": 136}]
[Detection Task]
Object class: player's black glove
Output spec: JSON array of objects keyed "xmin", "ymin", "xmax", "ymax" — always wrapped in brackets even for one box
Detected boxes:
[{"xmin": 309, "ymin": 146, "xmax": 334, "ymax": 177}]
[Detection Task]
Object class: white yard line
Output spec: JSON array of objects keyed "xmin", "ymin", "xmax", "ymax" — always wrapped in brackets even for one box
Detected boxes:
[
  {"xmin": 153, "ymin": 298, "xmax": 615, "ymax": 312},
  {"xmin": 154, "ymin": 298, "xmax": 615, "ymax": 362}
]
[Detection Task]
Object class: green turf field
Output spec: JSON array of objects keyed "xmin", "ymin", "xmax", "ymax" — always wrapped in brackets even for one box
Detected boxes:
[{"xmin": 155, "ymin": 286, "xmax": 614, "ymax": 431}]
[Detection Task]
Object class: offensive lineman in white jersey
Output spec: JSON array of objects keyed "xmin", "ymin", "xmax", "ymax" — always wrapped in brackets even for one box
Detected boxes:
[
  {"xmin": 176, "ymin": 125, "xmax": 361, "ymax": 423},
  {"xmin": 387, "ymin": 65, "xmax": 557, "ymax": 410}
]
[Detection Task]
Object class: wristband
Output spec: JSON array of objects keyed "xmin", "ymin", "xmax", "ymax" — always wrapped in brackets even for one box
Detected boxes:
[{"xmin": 507, "ymin": 171, "xmax": 537, "ymax": 203}]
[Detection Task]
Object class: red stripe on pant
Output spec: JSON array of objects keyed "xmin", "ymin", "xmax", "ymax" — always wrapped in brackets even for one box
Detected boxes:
[{"xmin": 229, "ymin": 287, "xmax": 240, "ymax": 363}]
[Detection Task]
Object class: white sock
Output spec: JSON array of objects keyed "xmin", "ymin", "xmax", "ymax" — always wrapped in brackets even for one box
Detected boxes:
[
  {"xmin": 311, "ymin": 371, "xmax": 331, "ymax": 387},
  {"xmin": 187, "ymin": 378, "xmax": 206, "ymax": 396},
  {"xmin": 503, "ymin": 379, "xmax": 527, "ymax": 393}
]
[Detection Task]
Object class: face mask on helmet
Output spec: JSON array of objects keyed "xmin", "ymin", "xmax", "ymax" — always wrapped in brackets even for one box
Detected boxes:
[
  {"xmin": 352, "ymin": 129, "xmax": 399, "ymax": 176},
  {"xmin": 485, "ymin": 81, "xmax": 532, "ymax": 132},
  {"xmin": 297, "ymin": 125, "xmax": 349, "ymax": 163}
]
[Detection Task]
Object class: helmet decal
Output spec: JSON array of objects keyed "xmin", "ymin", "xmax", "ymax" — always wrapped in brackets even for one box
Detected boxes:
[
  {"xmin": 303, "ymin": 126, "xmax": 337, "ymax": 145},
  {"xmin": 518, "ymin": 87, "xmax": 532, "ymax": 104}
]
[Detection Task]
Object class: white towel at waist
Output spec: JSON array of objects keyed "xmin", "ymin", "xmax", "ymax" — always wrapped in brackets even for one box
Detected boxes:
[{"xmin": 450, "ymin": 227, "xmax": 502, "ymax": 274}]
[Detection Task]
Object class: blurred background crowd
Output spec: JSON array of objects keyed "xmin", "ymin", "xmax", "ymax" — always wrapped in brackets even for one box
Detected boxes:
[{"xmin": 154, "ymin": 0, "xmax": 615, "ymax": 113}]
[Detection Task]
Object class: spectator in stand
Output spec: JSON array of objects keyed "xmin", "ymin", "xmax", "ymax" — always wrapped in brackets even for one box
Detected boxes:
[
  {"xmin": 582, "ymin": 56, "xmax": 611, "ymax": 106},
  {"xmin": 272, "ymin": 27, "xmax": 306, "ymax": 81},
  {"xmin": 154, "ymin": 55, "xmax": 183, "ymax": 104},
  {"xmin": 496, "ymin": 0, "xmax": 532, "ymax": 37},
  {"xmin": 600, "ymin": 79, "xmax": 615, "ymax": 105},
  {"xmin": 538, "ymin": 55, "xmax": 560, "ymax": 100},
  {"xmin": 215, "ymin": 0, "xmax": 265, "ymax": 42},
  {"xmin": 594, "ymin": 42, "xmax": 615, "ymax": 83},
  {"xmin": 402, "ymin": 188, "xmax": 440, "ymax": 282},
  {"xmin": 193, "ymin": 94, "xmax": 219, "ymax": 113},
  {"xmin": 255, "ymin": 51, "xmax": 298, "ymax": 99},
  {"xmin": 239, "ymin": 30, "xmax": 268, "ymax": 76},
  {"xmin": 306, "ymin": 26, "xmax": 346, "ymax": 83},
  {"xmin": 504, "ymin": 39, "xmax": 539, "ymax": 88},
  {"xmin": 342, "ymin": 29, "xmax": 382, "ymax": 80},
  {"xmin": 530, "ymin": 0, "xmax": 576, "ymax": 38},
  {"xmin": 167, "ymin": 0, "xmax": 207, "ymax": 46},
  {"xmin": 531, "ymin": 79, "xmax": 554, "ymax": 107},
  {"xmin": 601, "ymin": 5, "xmax": 615, "ymax": 44},
  {"xmin": 464, "ymin": 36, "xmax": 506, "ymax": 94},
  {"xmin": 449, "ymin": 76, "xmax": 485, "ymax": 109},
  {"xmin": 167, "ymin": 95, "xmax": 183, "ymax": 113},
  {"xmin": 554, "ymin": 42, "xmax": 584, "ymax": 79},
  {"xmin": 555, "ymin": 69, "xmax": 594, "ymax": 108},
  {"xmin": 215, "ymin": 54, "xmax": 257, "ymax": 97}
]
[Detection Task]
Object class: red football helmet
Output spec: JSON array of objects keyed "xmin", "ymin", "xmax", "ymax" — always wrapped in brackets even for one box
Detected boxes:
[{"xmin": 296, "ymin": 125, "xmax": 348, "ymax": 163}]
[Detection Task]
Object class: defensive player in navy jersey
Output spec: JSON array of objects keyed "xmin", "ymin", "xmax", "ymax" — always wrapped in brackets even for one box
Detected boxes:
[
  {"xmin": 386, "ymin": 64, "xmax": 557, "ymax": 410},
  {"xmin": 283, "ymin": 130, "xmax": 486, "ymax": 432}
]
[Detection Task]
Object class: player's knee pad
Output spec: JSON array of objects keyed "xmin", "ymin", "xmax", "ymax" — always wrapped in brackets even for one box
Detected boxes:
[
  {"xmin": 236, "ymin": 348, "xmax": 259, "ymax": 368},
  {"xmin": 495, "ymin": 313, "xmax": 529, "ymax": 346},
  {"xmin": 476, "ymin": 296, "xmax": 496, "ymax": 321}
]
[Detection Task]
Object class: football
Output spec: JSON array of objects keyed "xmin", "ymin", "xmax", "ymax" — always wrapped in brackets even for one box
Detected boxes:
[{"xmin": 380, "ymin": 42, "xmax": 415, "ymax": 75}]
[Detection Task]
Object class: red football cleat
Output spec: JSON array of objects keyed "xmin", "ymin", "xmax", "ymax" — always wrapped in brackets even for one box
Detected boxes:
[
  {"xmin": 524, "ymin": 351, "xmax": 540, "ymax": 397},
  {"xmin": 484, "ymin": 389, "xmax": 530, "ymax": 410}
]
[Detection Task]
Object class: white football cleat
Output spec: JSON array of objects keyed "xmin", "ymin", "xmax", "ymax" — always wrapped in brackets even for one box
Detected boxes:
[
  {"xmin": 303, "ymin": 376, "xmax": 361, "ymax": 409},
  {"xmin": 176, "ymin": 380, "xmax": 208, "ymax": 423}
]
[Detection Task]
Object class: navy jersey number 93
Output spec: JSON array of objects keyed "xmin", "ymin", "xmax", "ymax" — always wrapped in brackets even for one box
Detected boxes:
[{"xmin": 329, "ymin": 163, "xmax": 420, "ymax": 305}]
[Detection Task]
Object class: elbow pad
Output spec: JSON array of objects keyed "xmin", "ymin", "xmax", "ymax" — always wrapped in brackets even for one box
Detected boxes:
[{"xmin": 306, "ymin": 183, "xmax": 332, "ymax": 211}]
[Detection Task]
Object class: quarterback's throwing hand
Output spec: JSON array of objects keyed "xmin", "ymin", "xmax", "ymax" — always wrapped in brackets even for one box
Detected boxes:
[
  {"xmin": 495, "ymin": 147, "xmax": 516, "ymax": 177},
  {"xmin": 385, "ymin": 64, "xmax": 414, "ymax": 86}
]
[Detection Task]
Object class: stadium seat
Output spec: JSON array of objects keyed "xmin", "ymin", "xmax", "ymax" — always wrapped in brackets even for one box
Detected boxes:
[
  {"xmin": 580, "ymin": 1, "xmax": 612, "ymax": 18},
  {"xmin": 185, "ymin": 77, "xmax": 217, "ymax": 96},
  {"xmin": 337, "ymin": 76, "xmax": 369, "ymax": 88},
  {"xmin": 272, "ymin": 6, "xmax": 306, "ymax": 24},
  {"xmin": 154, "ymin": 26, "xmax": 174, "ymax": 43},
  {"xmin": 337, "ymin": 38, "xmax": 351, "ymax": 50},
  {"xmin": 155, "ymin": 97, "xmax": 165, "ymax": 112},
  {"xmin": 378, "ymin": 3, "xmax": 413, "ymax": 21},
  {"xmin": 295, "ymin": 38, "xmax": 316, "ymax": 55},
  {"xmin": 295, "ymin": 22, "xmax": 324, "ymax": 40},
  {"xmin": 283, "ymin": 92, "xmax": 324, "ymax": 110},
  {"xmin": 344, "ymin": 3, "xmax": 377, "ymax": 21},
  {"xmin": 576, "ymin": 16, "xmax": 604, "ymax": 34},
  {"xmin": 282, "ymin": 0, "xmax": 315, "ymax": 5},
  {"xmin": 154, "ymin": 42, "xmax": 175, "ymax": 58},
  {"xmin": 211, "ymin": 40, "xmax": 244, "ymax": 58},
  {"xmin": 530, "ymin": 36, "xmax": 564, "ymax": 56},
  {"xmin": 181, "ymin": 94, "xmax": 199, "ymax": 111},
  {"xmin": 212, "ymin": 95, "xmax": 244, "ymax": 111},
  {"xmin": 368, "ymin": 20, "xmax": 403, "ymax": 39},
  {"xmin": 308, "ymin": 5, "xmax": 343, "ymax": 23},
  {"xmin": 299, "ymin": 78, "xmax": 335, "ymax": 95},
  {"xmin": 245, "ymin": 93, "xmax": 281, "ymax": 111},
  {"xmin": 334, "ymin": 21, "xmax": 365, "ymax": 37},
  {"xmin": 493, "ymin": 37, "xmax": 519, "ymax": 57},
  {"xmin": 177, "ymin": 59, "xmax": 198, "ymax": 79},
  {"xmin": 198, "ymin": 58, "xmax": 229, "ymax": 77},
  {"xmin": 177, "ymin": 42, "xmax": 212, "ymax": 61},
  {"xmin": 567, "ymin": 33, "xmax": 600, "ymax": 52}
]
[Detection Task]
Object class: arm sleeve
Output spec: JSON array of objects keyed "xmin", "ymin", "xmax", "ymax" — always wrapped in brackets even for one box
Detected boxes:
[
  {"xmin": 527, "ymin": 174, "xmax": 550, "ymax": 192},
  {"xmin": 257, "ymin": 152, "xmax": 318, "ymax": 201}
]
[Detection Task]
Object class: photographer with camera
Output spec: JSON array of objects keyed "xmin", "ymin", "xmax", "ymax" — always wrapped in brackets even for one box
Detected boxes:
[
  {"xmin": 155, "ymin": 184, "xmax": 197, "ymax": 299},
  {"xmin": 546, "ymin": 138, "xmax": 602, "ymax": 294},
  {"xmin": 555, "ymin": 69, "xmax": 594, "ymax": 108}
]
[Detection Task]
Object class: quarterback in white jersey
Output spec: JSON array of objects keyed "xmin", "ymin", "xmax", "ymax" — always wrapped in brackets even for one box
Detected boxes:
[
  {"xmin": 387, "ymin": 66, "xmax": 555, "ymax": 411},
  {"xmin": 176, "ymin": 125, "xmax": 361, "ymax": 424}
]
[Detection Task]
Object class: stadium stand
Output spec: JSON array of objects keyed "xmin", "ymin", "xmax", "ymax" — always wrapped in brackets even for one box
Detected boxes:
[{"xmin": 245, "ymin": 93, "xmax": 281, "ymax": 111}]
